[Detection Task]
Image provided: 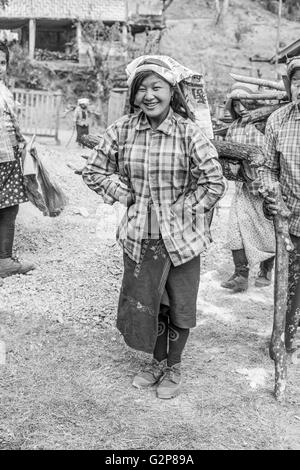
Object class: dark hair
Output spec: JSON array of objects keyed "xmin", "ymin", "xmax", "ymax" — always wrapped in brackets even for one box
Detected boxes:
[
  {"xmin": 129, "ymin": 70, "xmax": 195, "ymax": 121},
  {"xmin": 0, "ymin": 42, "xmax": 9, "ymax": 66}
]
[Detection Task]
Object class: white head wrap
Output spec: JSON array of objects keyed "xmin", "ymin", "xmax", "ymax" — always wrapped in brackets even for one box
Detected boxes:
[
  {"xmin": 126, "ymin": 55, "xmax": 214, "ymax": 138},
  {"xmin": 78, "ymin": 98, "xmax": 89, "ymax": 106},
  {"xmin": 287, "ymin": 56, "xmax": 300, "ymax": 80}
]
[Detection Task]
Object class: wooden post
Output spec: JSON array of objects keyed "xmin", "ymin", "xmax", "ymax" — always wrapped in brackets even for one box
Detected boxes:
[
  {"xmin": 76, "ymin": 21, "xmax": 82, "ymax": 63},
  {"xmin": 28, "ymin": 19, "xmax": 36, "ymax": 60},
  {"xmin": 267, "ymin": 183, "xmax": 294, "ymax": 400},
  {"xmin": 275, "ymin": 0, "xmax": 283, "ymax": 80},
  {"xmin": 54, "ymin": 91, "xmax": 62, "ymax": 145},
  {"xmin": 107, "ymin": 88, "xmax": 128, "ymax": 126}
]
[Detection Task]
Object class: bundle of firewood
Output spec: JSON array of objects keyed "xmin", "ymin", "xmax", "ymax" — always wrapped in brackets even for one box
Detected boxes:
[
  {"xmin": 79, "ymin": 133, "xmax": 265, "ymax": 183},
  {"xmin": 214, "ymin": 72, "xmax": 290, "ymax": 137}
]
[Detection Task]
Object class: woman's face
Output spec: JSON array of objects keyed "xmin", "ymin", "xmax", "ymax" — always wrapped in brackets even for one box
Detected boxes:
[
  {"xmin": 232, "ymin": 99, "xmax": 250, "ymax": 119},
  {"xmin": 290, "ymin": 69, "xmax": 300, "ymax": 103},
  {"xmin": 0, "ymin": 51, "xmax": 7, "ymax": 81},
  {"xmin": 134, "ymin": 73, "xmax": 173, "ymax": 128}
]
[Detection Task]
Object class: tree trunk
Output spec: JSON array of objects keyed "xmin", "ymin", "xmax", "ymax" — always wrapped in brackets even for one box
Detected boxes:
[
  {"xmin": 227, "ymin": 92, "xmax": 287, "ymax": 101},
  {"xmin": 229, "ymin": 73, "xmax": 286, "ymax": 91},
  {"xmin": 211, "ymin": 139, "xmax": 265, "ymax": 167},
  {"xmin": 215, "ymin": 0, "xmax": 229, "ymax": 24},
  {"xmin": 81, "ymin": 134, "xmax": 266, "ymax": 168},
  {"xmin": 266, "ymin": 183, "xmax": 294, "ymax": 401}
]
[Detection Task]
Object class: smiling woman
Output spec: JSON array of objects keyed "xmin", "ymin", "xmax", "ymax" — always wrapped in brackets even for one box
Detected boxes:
[
  {"xmin": 133, "ymin": 74, "xmax": 173, "ymax": 130},
  {"xmin": 82, "ymin": 55, "xmax": 226, "ymax": 400}
]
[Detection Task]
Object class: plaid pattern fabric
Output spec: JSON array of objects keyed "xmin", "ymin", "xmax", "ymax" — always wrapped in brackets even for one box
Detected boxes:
[
  {"xmin": 83, "ymin": 109, "xmax": 226, "ymax": 266},
  {"xmin": 226, "ymin": 119, "xmax": 265, "ymax": 195},
  {"xmin": 261, "ymin": 103, "xmax": 300, "ymax": 236}
]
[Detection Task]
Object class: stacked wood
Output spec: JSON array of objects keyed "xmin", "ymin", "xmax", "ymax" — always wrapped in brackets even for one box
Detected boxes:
[
  {"xmin": 214, "ymin": 72, "xmax": 290, "ymax": 138},
  {"xmin": 214, "ymin": 103, "xmax": 283, "ymax": 137}
]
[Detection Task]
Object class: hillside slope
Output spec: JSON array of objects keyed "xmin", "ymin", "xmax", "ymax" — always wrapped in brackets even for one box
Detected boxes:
[{"xmin": 160, "ymin": 0, "xmax": 299, "ymax": 108}]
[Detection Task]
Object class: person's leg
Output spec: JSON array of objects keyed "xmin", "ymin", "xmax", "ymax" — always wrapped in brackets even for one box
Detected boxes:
[
  {"xmin": 0, "ymin": 205, "xmax": 35, "ymax": 278},
  {"xmin": 156, "ymin": 256, "xmax": 199, "ymax": 399},
  {"xmin": 167, "ymin": 322, "xmax": 190, "ymax": 368},
  {"xmin": 156, "ymin": 322, "xmax": 190, "ymax": 399},
  {"xmin": 0, "ymin": 205, "xmax": 19, "ymax": 259},
  {"xmin": 132, "ymin": 305, "xmax": 169, "ymax": 389},
  {"xmin": 222, "ymin": 248, "xmax": 249, "ymax": 292},
  {"xmin": 153, "ymin": 306, "xmax": 169, "ymax": 362},
  {"xmin": 255, "ymin": 256, "xmax": 275, "ymax": 287}
]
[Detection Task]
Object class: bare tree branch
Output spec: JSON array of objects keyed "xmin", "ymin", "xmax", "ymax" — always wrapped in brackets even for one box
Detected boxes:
[{"xmin": 162, "ymin": 0, "xmax": 174, "ymax": 12}]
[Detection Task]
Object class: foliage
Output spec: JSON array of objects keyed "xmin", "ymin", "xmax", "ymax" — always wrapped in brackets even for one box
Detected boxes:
[
  {"xmin": 262, "ymin": 0, "xmax": 300, "ymax": 18},
  {"xmin": 9, "ymin": 44, "xmax": 56, "ymax": 90},
  {"xmin": 0, "ymin": 0, "xmax": 9, "ymax": 8}
]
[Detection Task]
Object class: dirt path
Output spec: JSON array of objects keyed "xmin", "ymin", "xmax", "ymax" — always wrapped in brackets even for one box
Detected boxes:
[{"xmin": 0, "ymin": 136, "xmax": 299, "ymax": 450}]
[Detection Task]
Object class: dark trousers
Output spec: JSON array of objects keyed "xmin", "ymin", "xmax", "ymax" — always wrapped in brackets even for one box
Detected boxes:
[{"xmin": 0, "ymin": 205, "xmax": 19, "ymax": 259}]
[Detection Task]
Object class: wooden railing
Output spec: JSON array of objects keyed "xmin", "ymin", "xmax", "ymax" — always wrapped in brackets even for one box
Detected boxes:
[{"xmin": 13, "ymin": 88, "xmax": 63, "ymax": 143}]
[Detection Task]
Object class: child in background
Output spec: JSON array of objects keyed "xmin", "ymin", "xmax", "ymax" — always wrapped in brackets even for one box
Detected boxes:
[{"xmin": 74, "ymin": 98, "xmax": 90, "ymax": 146}]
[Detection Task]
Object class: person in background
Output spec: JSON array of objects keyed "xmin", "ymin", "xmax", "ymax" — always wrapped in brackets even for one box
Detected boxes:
[
  {"xmin": 74, "ymin": 98, "xmax": 90, "ymax": 146},
  {"xmin": 261, "ymin": 56, "xmax": 300, "ymax": 346},
  {"xmin": 82, "ymin": 55, "xmax": 226, "ymax": 399},
  {"xmin": 0, "ymin": 42, "xmax": 35, "ymax": 281},
  {"xmin": 221, "ymin": 82, "xmax": 275, "ymax": 293}
]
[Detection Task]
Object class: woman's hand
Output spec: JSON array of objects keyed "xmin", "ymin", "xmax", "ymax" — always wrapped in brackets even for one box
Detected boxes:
[
  {"xmin": 264, "ymin": 195, "xmax": 279, "ymax": 216},
  {"xmin": 263, "ymin": 193, "xmax": 287, "ymax": 217}
]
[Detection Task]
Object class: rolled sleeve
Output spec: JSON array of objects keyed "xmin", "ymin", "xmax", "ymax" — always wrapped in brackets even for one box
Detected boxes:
[
  {"xmin": 188, "ymin": 131, "xmax": 227, "ymax": 212},
  {"xmin": 260, "ymin": 118, "xmax": 280, "ymax": 191},
  {"xmin": 82, "ymin": 125, "xmax": 133, "ymax": 206}
]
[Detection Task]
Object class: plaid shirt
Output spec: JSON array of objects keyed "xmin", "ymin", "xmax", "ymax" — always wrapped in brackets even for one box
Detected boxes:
[
  {"xmin": 83, "ymin": 109, "xmax": 226, "ymax": 266},
  {"xmin": 261, "ymin": 103, "xmax": 300, "ymax": 236},
  {"xmin": 226, "ymin": 119, "xmax": 265, "ymax": 195}
]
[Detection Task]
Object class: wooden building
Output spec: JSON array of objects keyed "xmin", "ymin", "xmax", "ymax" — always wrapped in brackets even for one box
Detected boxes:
[{"xmin": 0, "ymin": 0, "xmax": 127, "ymax": 66}]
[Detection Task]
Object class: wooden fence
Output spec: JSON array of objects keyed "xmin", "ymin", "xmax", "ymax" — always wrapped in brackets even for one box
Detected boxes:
[{"xmin": 13, "ymin": 88, "xmax": 63, "ymax": 143}]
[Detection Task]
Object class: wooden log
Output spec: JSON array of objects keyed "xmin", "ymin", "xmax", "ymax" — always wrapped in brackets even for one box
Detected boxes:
[
  {"xmin": 230, "ymin": 92, "xmax": 287, "ymax": 101},
  {"xmin": 230, "ymin": 73, "xmax": 286, "ymax": 91},
  {"xmin": 80, "ymin": 134, "xmax": 101, "ymax": 150},
  {"xmin": 211, "ymin": 139, "xmax": 265, "ymax": 167},
  {"xmin": 213, "ymin": 104, "xmax": 283, "ymax": 137},
  {"xmin": 265, "ymin": 183, "xmax": 294, "ymax": 400},
  {"xmin": 80, "ymin": 134, "xmax": 266, "ymax": 169},
  {"xmin": 245, "ymin": 103, "xmax": 283, "ymax": 123}
]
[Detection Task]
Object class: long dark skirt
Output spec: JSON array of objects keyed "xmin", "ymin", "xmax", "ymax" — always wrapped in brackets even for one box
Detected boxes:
[
  {"xmin": 117, "ymin": 239, "xmax": 200, "ymax": 354},
  {"xmin": 76, "ymin": 124, "xmax": 89, "ymax": 143}
]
